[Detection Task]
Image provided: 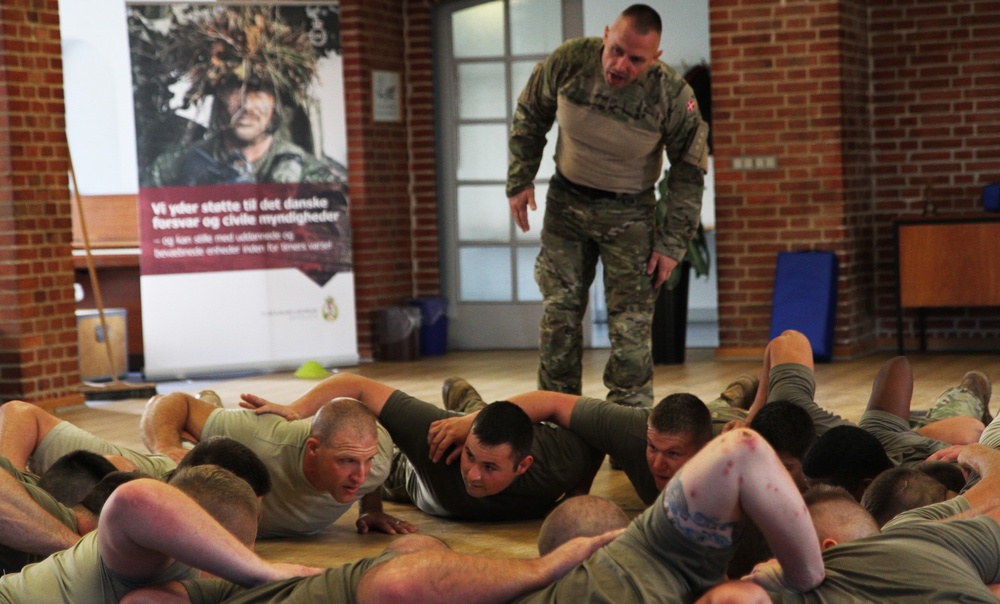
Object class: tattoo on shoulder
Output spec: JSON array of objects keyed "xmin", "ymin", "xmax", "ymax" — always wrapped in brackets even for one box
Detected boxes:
[{"xmin": 664, "ymin": 479, "xmax": 738, "ymax": 549}]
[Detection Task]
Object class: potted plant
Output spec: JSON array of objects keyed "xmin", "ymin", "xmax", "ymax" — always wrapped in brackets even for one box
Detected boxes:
[{"xmin": 651, "ymin": 168, "xmax": 711, "ymax": 364}]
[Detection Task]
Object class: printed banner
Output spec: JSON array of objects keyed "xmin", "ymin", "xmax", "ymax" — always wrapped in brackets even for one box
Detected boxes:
[{"xmin": 128, "ymin": 3, "xmax": 357, "ymax": 378}]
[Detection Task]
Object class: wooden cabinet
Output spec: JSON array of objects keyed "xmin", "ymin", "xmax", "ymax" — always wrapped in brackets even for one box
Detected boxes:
[{"xmin": 895, "ymin": 214, "xmax": 1000, "ymax": 352}]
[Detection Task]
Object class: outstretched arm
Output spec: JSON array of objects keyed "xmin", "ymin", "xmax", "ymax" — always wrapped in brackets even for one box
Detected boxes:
[
  {"xmin": 140, "ymin": 393, "xmax": 217, "ymax": 463},
  {"xmin": 240, "ymin": 373, "xmax": 397, "ymax": 421},
  {"xmin": 99, "ymin": 478, "xmax": 320, "ymax": 586},
  {"xmin": 357, "ymin": 528, "xmax": 623, "ymax": 604}
]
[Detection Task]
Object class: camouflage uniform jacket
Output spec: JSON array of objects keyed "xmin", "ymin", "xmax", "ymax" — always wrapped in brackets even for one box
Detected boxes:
[
  {"xmin": 148, "ymin": 132, "xmax": 341, "ymax": 187},
  {"xmin": 507, "ymin": 37, "xmax": 708, "ymax": 261}
]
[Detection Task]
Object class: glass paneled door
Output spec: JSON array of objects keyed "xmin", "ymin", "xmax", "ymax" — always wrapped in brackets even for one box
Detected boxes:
[{"xmin": 435, "ymin": 0, "xmax": 581, "ymax": 349}]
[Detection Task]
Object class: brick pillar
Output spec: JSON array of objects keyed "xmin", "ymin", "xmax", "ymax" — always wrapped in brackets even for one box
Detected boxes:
[
  {"xmin": 341, "ymin": 0, "xmax": 417, "ymax": 359},
  {"xmin": 710, "ymin": 0, "xmax": 877, "ymax": 357},
  {"xmin": 0, "ymin": 1, "xmax": 83, "ymax": 406},
  {"xmin": 339, "ymin": 0, "xmax": 444, "ymax": 359}
]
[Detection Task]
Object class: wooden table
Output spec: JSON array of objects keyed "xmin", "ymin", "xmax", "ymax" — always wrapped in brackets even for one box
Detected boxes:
[{"xmin": 895, "ymin": 214, "xmax": 1000, "ymax": 353}]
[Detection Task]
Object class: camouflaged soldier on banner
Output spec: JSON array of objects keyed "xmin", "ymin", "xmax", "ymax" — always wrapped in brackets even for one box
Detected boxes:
[
  {"xmin": 139, "ymin": 6, "xmax": 347, "ymax": 187},
  {"xmin": 507, "ymin": 4, "xmax": 709, "ymax": 407}
]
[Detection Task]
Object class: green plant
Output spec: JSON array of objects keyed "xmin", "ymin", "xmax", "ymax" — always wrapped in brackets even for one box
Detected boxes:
[{"xmin": 656, "ymin": 169, "xmax": 711, "ymax": 290}]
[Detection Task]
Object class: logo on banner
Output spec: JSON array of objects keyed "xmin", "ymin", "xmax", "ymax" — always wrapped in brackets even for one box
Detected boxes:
[{"xmin": 322, "ymin": 296, "xmax": 339, "ymax": 322}]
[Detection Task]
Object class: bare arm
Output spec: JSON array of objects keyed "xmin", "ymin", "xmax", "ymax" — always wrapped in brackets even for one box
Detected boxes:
[
  {"xmin": 240, "ymin": 373, "xmax": 397, "ymax": 421},
  {"xmin": 0, "ymin": 467, "xmax": 81, "ymax": 555},
  {"xmin": 99, "ymin": 478, "xmax": 320, "ymax": 586},
  {"xmin": 427, "ymin": 391, "xmax": 581, "ymax": 464},
  {"xmin": 357, "ymin": 529, "xmax": 623, "ymax": 604},
  {"xmin": 670, "ymin": 429, "xmax": 824, "ymax": 592}
]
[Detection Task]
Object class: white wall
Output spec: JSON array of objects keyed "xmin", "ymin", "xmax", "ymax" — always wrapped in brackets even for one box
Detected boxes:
[{"xmin": 59, "ymin": 0, "xmax": 138, "ymax": 194}]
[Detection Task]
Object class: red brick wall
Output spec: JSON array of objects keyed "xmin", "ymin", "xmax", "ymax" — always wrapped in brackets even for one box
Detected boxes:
[
  {"xmin": 342, "ymin": 0, "xmax": 415, "ymax": 359},
  {"xmin": 0, "ymin": 0, "xmax": 82, "ymax": 404},
  {"xmin": 711, "ymin": 0, "xmax": 1000, "ymax": 355},
  {"xmin": 342, "ymin": 0, "xmax": 444, "ymax": 359},
  {"xmin": 870, "ymin": 1, "xmax": 1000, "ymax": 349}
]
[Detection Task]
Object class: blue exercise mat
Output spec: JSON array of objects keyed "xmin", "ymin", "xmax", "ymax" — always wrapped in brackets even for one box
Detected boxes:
[{"xmin": 770, "ymin": 251, "xmax": 839, "ymax": 362}]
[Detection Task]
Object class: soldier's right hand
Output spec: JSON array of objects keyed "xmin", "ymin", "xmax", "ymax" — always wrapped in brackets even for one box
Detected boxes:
[{"xmin": 509, "ymin": 188, "xmax": 537, "ymax": 232}]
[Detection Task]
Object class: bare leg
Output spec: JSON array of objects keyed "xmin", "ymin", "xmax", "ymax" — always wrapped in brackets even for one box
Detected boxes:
[
  {"xmin": 140, "ymin": 393, "xmax": 217, "ymax": 463},
  {"xmin": 864, "ymin": 356, "xmax": 914, "ymax": 420},
  {"xmin": 0, "ymin": 401, "xmax": 63, "ymax": 471},
  {"xmin": 745, "ymin": 330, "xmax": 814, "ymax": 425},
  {"xmin": 916, "ymin": 416, "xmax": 984, "ymax": 445}
]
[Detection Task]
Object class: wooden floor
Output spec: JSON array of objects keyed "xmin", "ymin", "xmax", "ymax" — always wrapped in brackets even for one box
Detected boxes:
[{"xmin": 59, "ymin": 347, "xmax": 1000, "ymax": 567}]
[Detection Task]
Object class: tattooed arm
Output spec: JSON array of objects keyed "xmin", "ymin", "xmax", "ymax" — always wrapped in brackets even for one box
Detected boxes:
[{"xmin": 665, "ymin": 429, "xmax": 825, "ymax": 592}]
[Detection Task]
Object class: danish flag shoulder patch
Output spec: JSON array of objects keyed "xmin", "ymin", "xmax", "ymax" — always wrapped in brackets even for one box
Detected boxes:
[{"xmin": 686, "ymin": 98, "xmax": 696, "ymax": 112}]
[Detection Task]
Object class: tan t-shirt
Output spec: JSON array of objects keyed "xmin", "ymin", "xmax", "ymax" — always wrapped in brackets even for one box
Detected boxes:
[{"xmin": 202, "ymin": 409, "xmax": 393, "ymax": 538}]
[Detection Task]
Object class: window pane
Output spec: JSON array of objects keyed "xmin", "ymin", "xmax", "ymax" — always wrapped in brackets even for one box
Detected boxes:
[
  {"xmin": 453, "ymin": 1, "xmax": 504, "ymax": 58},
  {"xmin": 536, "ymin": 123, "xmax": 557, "ymax": 180},
  {"xmin": 510, "ymin": 59, "xmax": 539, "ymax": 111},
  {"xmin": 458, "ymin": 62, "xmax": 507, "ymax": 120},
  {"xmin": 457, "ymin": 124, "xmax": 509, "ymax": 181},
  {"xmin": 510, "ymin": 0, "xmax": 562, "ymax": 56},
  {"xmin": 516, "ymin": 246, "xmax": 542, "ymax": 301},
  {"xmin": 458, "ymin": 184, "xmax": 509, "ymax": 241},
  {"xmin": 514, "ymin": 183, "xmax": 546, "ymax": 241},
  {"xmin": 460, "ymin": 247, "xmax": 512, "ymax": 301}
]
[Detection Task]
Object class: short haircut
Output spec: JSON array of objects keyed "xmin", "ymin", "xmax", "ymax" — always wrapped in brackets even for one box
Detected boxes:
[
  {"xmin": 802, "ymin": 425, "xmax": 893, "ymax": 496},
  {"xmin": 860, "ymin": 466, "xmax": 950, "ymax": 527},
  {"xmin": 537, "ymin": 495, "xmax": 629, "ymax": 555},
  {"xmin": 310, "ymin": 397, "xmax": 378, "ymax": 446},
  {"xmin": 169, "ymin": 465, "xmax": 260, "ymax": 546},
  {"xmin": 470, "ymin": 400, "xmax": 534, "ymax": 465},
  {"xmin": 621, "ymin": 4, "xmax": 662, "ymax": 35},
  {"xmin": 750, "ymin": 401, "xmax": 815, "ymax": 461},
  {"xmin": 179, "ymin": 436, "xmax": 272, "ymax": 497},
  {"xmin": 912, "ymin": 460, "xmax": 967, "ymax": 494},
  {"xmin": 648, "ymin": 393, "xmax": 713, "ymax": 447},
  {"xmin": 79, "ymin": 470, "xmax": 145, "ymax": 516},
  {"xmin": 805, "ymin": 484, "xmax": 880, "ymax": 542},
  {"xmin": 37, "ymin": 450, "xmax": 118, "ymax": 507}
]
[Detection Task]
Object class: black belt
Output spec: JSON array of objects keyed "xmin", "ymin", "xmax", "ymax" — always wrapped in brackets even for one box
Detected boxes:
[{"xmin": 554, "ymin": 170, "xmax": 651, "ymax": 201}]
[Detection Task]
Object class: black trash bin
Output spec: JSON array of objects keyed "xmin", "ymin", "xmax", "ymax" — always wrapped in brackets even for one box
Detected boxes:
[
  {"xmin": 376, "ymin": 307, "xmax": 421, "ymax": 361},
  {"xmin": 652, "ymin": 265, "xmax": 690, "ymax": 365}
]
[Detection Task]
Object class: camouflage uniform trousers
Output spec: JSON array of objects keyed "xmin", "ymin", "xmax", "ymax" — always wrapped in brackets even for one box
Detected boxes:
[
  {"xmin": 706, "ymin": 398, "xmax": 748, "ymax": 437},
  {"xmin": 910, "ymin": 384, "xmax": 988, "ymax": 429},
  {"xmin": 535, "ymin": 174, "xmax": 658, "ymax": 407}
]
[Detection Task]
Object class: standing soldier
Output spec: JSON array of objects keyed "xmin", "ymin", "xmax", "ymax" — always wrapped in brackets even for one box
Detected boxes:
[{"xmin": 507, "ymin": 4, "xmax": 708, "ymax": 407}]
